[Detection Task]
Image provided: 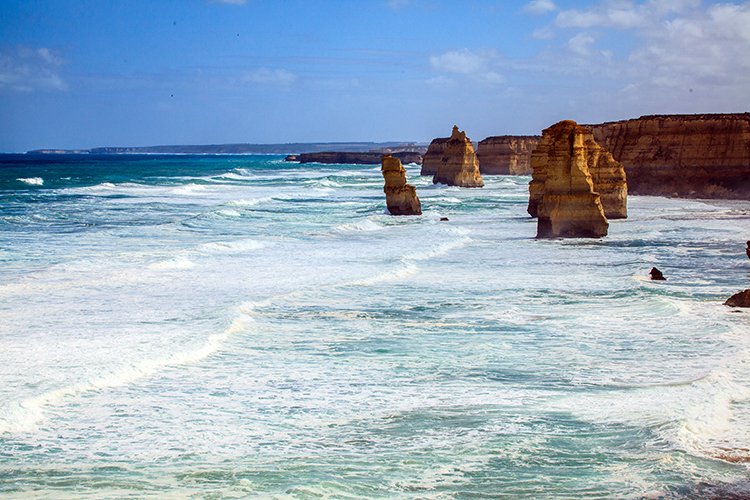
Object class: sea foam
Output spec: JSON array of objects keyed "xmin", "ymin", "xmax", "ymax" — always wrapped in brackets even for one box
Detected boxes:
[{"xmin": 16, "ymin": 177, "xmax": 44, "ymax": 186}]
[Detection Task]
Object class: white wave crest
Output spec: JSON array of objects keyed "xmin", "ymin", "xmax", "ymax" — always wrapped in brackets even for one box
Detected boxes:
[
  {"xmin": 334, "ymin": 219, "xmax": 384, "ymax": 233},
  {"xmin": 200, "ymin": 239, "xmax": 266, "ymax": 253},
  {"xmin": 148, "ymin": 255, "xmax": 196, "ymax": 270},
  {"xmin": 227, "ymin": 197, "xmax": 274, "ymax": 207},
  {"xmin": 17, "ymin": 177, "xmax": 44, "ymax": 186},
  {"xmin": 0, "ymin": 314, "xmax": 251, "ymax": 435}
]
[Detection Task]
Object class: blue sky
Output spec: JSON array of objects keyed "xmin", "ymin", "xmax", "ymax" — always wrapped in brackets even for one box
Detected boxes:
[{"xmin": 1, "ymin": 0, "xmax": 748, "ymax": 151}]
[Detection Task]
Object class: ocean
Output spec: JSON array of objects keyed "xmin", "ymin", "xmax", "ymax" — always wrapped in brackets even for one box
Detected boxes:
[{"xmin": 1, "ymin": 154, "xmax": 749, "ymax": 498}]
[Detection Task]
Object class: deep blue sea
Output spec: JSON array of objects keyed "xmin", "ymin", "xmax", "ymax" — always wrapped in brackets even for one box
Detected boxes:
[{"xmin": 1, "ymin": 154, "xmax": 749, "ymax": 498}]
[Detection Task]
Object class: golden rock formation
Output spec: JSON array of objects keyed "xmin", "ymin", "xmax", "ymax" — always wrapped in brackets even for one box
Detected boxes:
[
  {"xmin": 420, "ymin": 137, "xmax": 449, "ymax": 176},
  {"xmin": 433, "ymin": 126, "xmax": 484, "ymax": 187},
  {"xmin": 589, "ymin": 113, "xmax": 750, "ymax": 199},
  {"xmin": 476, "ymin": 136, "xmax": 540, "ymax": 175},
  {"xmin": 529, "ymin": 121, "xmax": 627, "ymax": 220},
  {"xmin": 381, "ymin": 155, "xmax": 422, "ymax": 216},
  {"xmin": 529, "ymin": 120, "xmax": 609, "ymax": 238}
]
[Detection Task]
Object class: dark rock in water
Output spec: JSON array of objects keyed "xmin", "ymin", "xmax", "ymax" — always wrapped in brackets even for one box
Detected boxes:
[
  {"xmin": 746, "ymin": 240, "xmax": 749, "ymax": 259},
  {"xmin": 285, "ymin": 154, "xmax": 298, "ymax": 161},
  {"xmin": 649, "ymin": 267, "xmax": 666, "ymax": 280},
  {"xmin": 724, "ymin": 289, "xmax": 750, "ymax": 307},
  {"xmin": 440, "ymin": 217, "xmax": 449, "ymax": 221}
]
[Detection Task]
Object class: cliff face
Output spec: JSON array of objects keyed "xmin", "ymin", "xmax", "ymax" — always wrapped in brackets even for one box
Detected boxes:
[
  {"xmin": 476, "ymin": 136, "xmax": 540, "ymax": 175},
  {"xmin": 296, "ymin": 151, "xmax": 422, "ymax": 165},
  {"xmin": 382, "ymin": 155, "xmax": 422, "ymax": 216},
  {"xmin": 589, "ymin": 113, "xmax": 750, "ymax": 199},
  {"xmin": 530, "ymin": 120, "xmax": 609, "ymax": 238},
  {"xmin": 432, "ymin": 126, "xmax": 484, "ymax": 188},
  {"xmin": 420, "ymin": 137, "xmax": 449, "ymax": 175}
]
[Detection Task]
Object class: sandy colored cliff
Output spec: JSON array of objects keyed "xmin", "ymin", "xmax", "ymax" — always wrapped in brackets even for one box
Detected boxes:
[
  {"xmin": 382, "ymin": 155, "xmax": 422, "ymax": 215},
  {"xmin": 477, "ymin": 136, "xmax": 540, "ymax": 175},
  {"xmin": 432, "ymin": 126, "xmax": 484, "ymax": 188},
  {"xmin": 589, "ymin": 113, "xmax": 750, "ymax": 199}
]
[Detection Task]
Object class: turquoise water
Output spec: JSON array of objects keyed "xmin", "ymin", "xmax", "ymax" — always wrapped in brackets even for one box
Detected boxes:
[{"xmin": 1, "ymin": 154, "xmax": 749, "ymax": 498}]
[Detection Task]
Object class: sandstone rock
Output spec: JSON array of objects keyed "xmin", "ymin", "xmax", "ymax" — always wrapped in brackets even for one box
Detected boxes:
[
  {"xmin": 589, "ymin": 113, "xmax": 750, "ymax": 199},
  {"xmin": 529, "ymin": 120, "xmax": 609, "ymax": 238},
  {"xmin": 476, "ymin": 136, "xmax": 540, "ymax": 175},
  {"xmin": 529, "ymin": 123, "xmax": 627, "ymax": 219},
  {"xmin": 420, "ymin": 137, "xmax": 449, "ymax": 176},
  {"xmin": 649, "ymin": 267, "xmax": 666, "ymax": 280},
  {"xmin": 381, "ymin": 155, "xmax": 422, "ymax": 216},
  {"xmin": 724, "ymin": 289, "xmax": 750, "ymax": 308},
  {"xmin": 432, "ymin": 126, "xmax": 484, "ymax": 188}
]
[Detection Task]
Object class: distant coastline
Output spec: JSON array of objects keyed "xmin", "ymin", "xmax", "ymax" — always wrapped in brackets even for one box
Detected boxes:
[{"xmin": 25, "ymin": 142, "xmax": 427, "ymax": 156}]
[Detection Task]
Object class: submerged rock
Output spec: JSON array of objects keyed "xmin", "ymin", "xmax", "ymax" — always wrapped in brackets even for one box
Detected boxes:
[
  {"xmin": 724, "ymin": 289, "xmax": 750, "ymax": 308},
  {"xmin": 433, "ymin": 126, "xmax": 484, "ymax": 188},
  {"xmin": 649, "ymin": 267, "xmax": 666, "ymax": 280},
  {"xmin": 381, "ymin": 155, "xmax": 422, "ymax": 216},
  {"xmin": 529, "ymin": 120, "xmax": 609, "ymax": 238}
]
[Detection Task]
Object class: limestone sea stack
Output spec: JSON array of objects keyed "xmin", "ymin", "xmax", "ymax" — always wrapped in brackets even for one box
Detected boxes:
[
  {"xmin": 589, "ymin": 113, "xmax": 750, "ymax": 199},
  {"xmin": 433, "ymin": 126, "xmax": 484, "ymax": 187},
  {"xmin": 529, "ymin": 120, "xmax": 609, "ymax": 238},
  {"xmin": 420, "ymin": 137, "xmax": 449, "ymax": 176},
  {"xmin": 381, "ymin": 155, "xmax": 422, "ymax": 216},
  {"xmin": 529, "ymin": 121, "xmax": 627, "ymax": 220},
  {"xmin": 476, "ymin": 136, "xmax": 540, "ymax": 175}
]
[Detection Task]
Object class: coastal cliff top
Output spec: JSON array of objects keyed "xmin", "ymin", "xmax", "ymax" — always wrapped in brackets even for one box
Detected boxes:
[{"xmin": 590, "ymin": 112, "xmax": 750, "ymax": 127}]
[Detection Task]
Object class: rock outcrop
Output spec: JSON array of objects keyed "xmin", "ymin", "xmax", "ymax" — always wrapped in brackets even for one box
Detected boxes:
[
  {"xmin": 420, "ymin": 137, "xmax": 449, "ymax": 176},
  {"xmin": 381, "ymin": 155, "xmax": 422, "ymax": 216},
  {"xmin": 432, "ymin": 126, "xmax": 484, "ymax": 188},
  {"xmin": 589, "ymin": 113, "xmax": 750, "ymax": 199},
  {"xmin": 295, "ymin": 151, "xmax": 422, "ymax": 165},
  {"xmin": 529, "ymin": 122, "xmax": 627, "ymax": 220},
  {"xmin": 746, "ymin": 241, "xmax": 750, "ymax": 260},
  {"xmin": 649, "ymin": 267, "xmax": 666, "ymax": 280},
  {"xmin": 529, "ymin": 120, "xmax": 609, "ymax": 238},
  {"xmin": 476, "ymin": 136, "xmax": 541, "ymax": 175},
  {"xmin": 724, "ymin": 289, "xmax": 750, "ymax": 308}
]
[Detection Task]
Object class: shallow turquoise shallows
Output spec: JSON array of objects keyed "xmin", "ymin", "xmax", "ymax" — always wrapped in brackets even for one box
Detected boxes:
[{"xmin": 1, "ymin": 154, "xmax": 749, "ymax": 498}]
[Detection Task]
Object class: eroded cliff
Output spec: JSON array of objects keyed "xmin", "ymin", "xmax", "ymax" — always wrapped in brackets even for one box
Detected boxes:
[
  {"xmin": 420, "ymin": 137, "xmax": 449, "ymax": 176},
  {"xmin": 476, "ymin": 136, "xmax": 540, "ymax": 175},
  {"xmin": 589, "ymin": 113, "xmax": 750, "ymax": 199}
]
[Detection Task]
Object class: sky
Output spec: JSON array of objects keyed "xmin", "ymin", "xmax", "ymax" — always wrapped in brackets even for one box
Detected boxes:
[{"xmin": 0, "ymin": 0, "xmax": 749, "ymax": 151}]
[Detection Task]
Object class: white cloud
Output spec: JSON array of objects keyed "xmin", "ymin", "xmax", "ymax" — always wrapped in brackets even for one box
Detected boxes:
[
  {"xmin": 243, "ymin": 68, "xmax": 297, "ymax": 86},
  {"xmin": 429, "ymin": 48, "xmax": 505, "ymax": 87},
  {"xmin": 0, "ymin": 47, "xmax": 67, "ymax": 92},
  {"xmin": 430, "ymin": 49, "xmax": 485, "ymax": 74},
  {"xmin": 524, "ymin": 0, "xmax": 557, "ymax": 15},
  {"xmin": 568, "ymin": 33, "xmax": 595, "ymax": 56}
]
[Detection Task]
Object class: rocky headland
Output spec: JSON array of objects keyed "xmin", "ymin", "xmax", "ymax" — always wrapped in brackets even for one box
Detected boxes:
[
  {"xmin": 432, "ymin": 126, "xmax": 484, "ymax": 188},
  {"xmin": 291, "ymin": 151, "xmax": 422, "ymax": 165},
  {"xmin": 530, "ymin": 120, "xmax": 609, "ymax": 238},
  {"xmin": 476, "ymin": 136, "xmax": 540, "ymax": 175},
  {"xmin": 381, "ymin": 155, "xmax": 422, "ymax": 216},
  {"xmin": 589, "ymin": 113, "xmax": 750, "ymax": 199}
]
